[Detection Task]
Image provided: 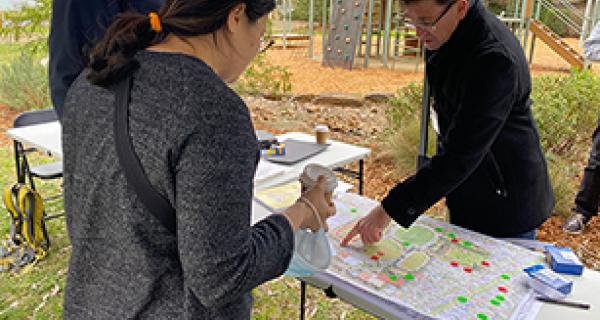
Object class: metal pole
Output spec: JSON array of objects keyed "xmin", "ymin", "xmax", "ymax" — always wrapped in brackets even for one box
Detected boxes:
[
  {"xmin": 582, "ymin": 0, "xmax": 594, "ymax": 47},
  {"xmin": 365, "ymin": 0, "xmax": 375, "ymax": 67},
  {"xmin": 518, "ymin": 0, "xmax": 528, "ymax": 45},
  {"xmin": 529, "ymin": 0, "xmax": 541, "ymax": 64},
  {"xmin": 382, "ymin": 0, "xmax": 393, "ymax": 67},
  {"xmin": 322, "ymin": 0, "xmax": 328, "ymax": 59},
  {"xmin": 595, "ymin": 0, "xmax": 600, "ymax": 24},
  {"xmin": 309, "ymin": 0, "xmax": 314, "ymax": 59},
  {"xmin": 521, "ymin": 0, "xmax": 534, "ymax": 54},
  {"xmin": 376, "ymin": 0, "xmax": 381, "ymax": 57}
]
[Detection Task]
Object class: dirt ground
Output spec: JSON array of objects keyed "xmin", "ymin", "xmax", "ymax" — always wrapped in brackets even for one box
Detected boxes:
[
  {"xmin": 263, "ymin": 36, "xmax": 598, "ymax": 95},
  {"xmin": 1, "ymin": 36, "xmax": 599, "ymax": 269}
]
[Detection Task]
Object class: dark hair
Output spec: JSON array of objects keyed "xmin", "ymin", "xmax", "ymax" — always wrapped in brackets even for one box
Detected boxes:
[{"xmin": 87, "ymin": 0, "xmax": 275, "ymax": 86}]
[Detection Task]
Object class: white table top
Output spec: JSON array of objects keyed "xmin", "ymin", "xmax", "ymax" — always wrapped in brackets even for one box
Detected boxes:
[
  {"xmin": 251, "ymin": 132, "xmax": 371, "ymax": 224},
  {"xmin": 255, "ymin": 132, "xmax": 371, "ymax": 190},
  {"xmin": 6, "ymin": 121, "xmax": 63, "ymax": 158},
  {"xmin": 4, "ymin": 122, "xmax": 371, "ymax": 224}
]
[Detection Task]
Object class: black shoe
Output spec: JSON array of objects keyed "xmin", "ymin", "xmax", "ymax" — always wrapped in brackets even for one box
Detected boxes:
[{"xmin": 563, "ymin": 213, "xmax": 591, "ymax": 234}]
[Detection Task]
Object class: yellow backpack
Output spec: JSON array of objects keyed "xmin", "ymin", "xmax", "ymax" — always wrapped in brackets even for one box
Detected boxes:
[{"xmin": 1, "ymin": 183, "xmax": 50, "ymax": 272}]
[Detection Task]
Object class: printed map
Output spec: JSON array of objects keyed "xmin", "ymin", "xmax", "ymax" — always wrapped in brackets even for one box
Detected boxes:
[{"xmin": 326, "ymin": 193, "xmax": 544, "ymax": 320}]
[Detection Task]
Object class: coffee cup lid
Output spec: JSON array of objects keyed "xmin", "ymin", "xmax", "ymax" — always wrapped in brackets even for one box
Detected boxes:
[{"xmin": 315, "ymin": 125, "xmax": 330, "ymax": 132}]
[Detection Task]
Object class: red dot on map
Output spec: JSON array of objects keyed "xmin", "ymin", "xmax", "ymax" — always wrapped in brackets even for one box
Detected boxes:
[
  {"xmin": 451, "ymin": 238, "xmax": 459, "ymax": 243},
  {"xmin": 371, "ymin": 255, "xmax": 379, "ymax": 261},
  {"xmin": 464, "ymin": 268, "xmax": 473, "ymax": 273},
  {"xmin": 378, "ymin": 251, "xmax": 385, "ymax": 256},
  {"xmin": 482, "ymin": 261, "xmax": 490, "ymax": 267},
  {"xmin": 498, "ymin": 286, "xmax": 508, "ymax": 293},
  {"xmin": 450, "ymin": 261, "xmax": 459, "ymax": 267}
]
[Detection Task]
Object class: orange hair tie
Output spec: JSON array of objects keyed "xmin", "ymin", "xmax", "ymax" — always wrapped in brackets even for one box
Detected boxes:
[{"xmin": 148, "ymin": 12, "xmax": 162, "ymax": 32}]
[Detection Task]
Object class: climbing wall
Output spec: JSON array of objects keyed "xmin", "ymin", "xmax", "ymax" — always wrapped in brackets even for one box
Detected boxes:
[{"xmin": 323, "ymin": 0, "xmax": 368, "ymax": 70}]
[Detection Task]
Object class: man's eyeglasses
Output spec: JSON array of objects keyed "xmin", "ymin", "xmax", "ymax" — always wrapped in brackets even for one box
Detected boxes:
[
  {"xmin": 405, "ymin": 0, "xmax": 457, "ymax": 32},
  {"xmin": 259, "ymin": 39, "xmax": 275, "ymax": 54}
]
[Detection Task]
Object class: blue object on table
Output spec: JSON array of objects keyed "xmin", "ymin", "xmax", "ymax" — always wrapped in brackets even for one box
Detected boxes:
[
  {"xmin": 545, "ymin": 246, "xmax": 584, "ymax": 276},
  {"xmin": 524, "ymin": 264, "xmax": 573, "ymax": 297}
]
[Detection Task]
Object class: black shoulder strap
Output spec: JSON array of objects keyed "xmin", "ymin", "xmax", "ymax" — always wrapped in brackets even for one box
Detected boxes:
[{"xmin": 113, "ymin": 75, "xmax": 176, "ymax": 234}]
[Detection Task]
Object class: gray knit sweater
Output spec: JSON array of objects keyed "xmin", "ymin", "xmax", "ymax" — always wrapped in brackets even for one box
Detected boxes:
[{"xmin": 62, "ymin": 51, "xmax": 294, "ymax": 319}]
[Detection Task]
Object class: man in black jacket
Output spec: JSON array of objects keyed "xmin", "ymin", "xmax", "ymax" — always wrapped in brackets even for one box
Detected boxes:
[
  {"xmin": 48, "ymin": 0, "xmax": 164, "ymax": 120},
  {"xmin": 343, "ymin": 0, "xmax": 554, "ymax": 246}
]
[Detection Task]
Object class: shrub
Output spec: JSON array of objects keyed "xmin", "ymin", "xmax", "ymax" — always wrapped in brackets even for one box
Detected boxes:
[
  {"xmin": 531, "ymin": 70, "xmax": 600, "ymax": 156},
  {"xmin": 234, "ymin": 53, "xmax": 292, "ymax": 98},
  {"xmin": 0, "ymin": 52, "xmax": 50, "ymax": 111},
  {"xmin": 290, "ymin": 0, "xmax": 326, "ymax": 23},
  {"xmin": 384, "ymin": 82, "xmax": 436, "ymax": 177},
  {"xmin": 546, "ymin": 151, "xmax": 579, "ymax": 215}
]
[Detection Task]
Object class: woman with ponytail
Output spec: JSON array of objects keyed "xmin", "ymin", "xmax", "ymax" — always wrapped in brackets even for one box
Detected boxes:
[{"xmin": 61, "ymin": 1, "xmax": 335, "ymax": 318}]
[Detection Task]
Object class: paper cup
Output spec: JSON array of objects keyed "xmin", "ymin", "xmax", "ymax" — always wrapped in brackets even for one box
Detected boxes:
[{"xmin": 315, "ymin": 125, "xmax": 330, "ymax": 144}]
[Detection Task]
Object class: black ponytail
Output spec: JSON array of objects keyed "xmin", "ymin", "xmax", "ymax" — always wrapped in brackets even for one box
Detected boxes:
[
  {"xmin": 87, "ymin": 12, "xmax": 163, "ymax": 86},
  {"xmin": 87, "ymin": 0, "xmax": 275, "ymax": 86}
]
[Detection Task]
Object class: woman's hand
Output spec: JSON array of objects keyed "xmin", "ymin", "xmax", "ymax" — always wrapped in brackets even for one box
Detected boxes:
[
  {"xmin": 283, "ymin": 176, "xmax": 336, "ymax": 232},
  {"xmin": 341, "ymin": 204, "xmax": 392, "ymax": 247},
  {"xmin": 299, "ymin": 176, "xmax": 336, "ymax": 232}
]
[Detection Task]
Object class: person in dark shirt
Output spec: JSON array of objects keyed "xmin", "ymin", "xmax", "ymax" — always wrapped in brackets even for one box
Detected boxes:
[
  {"xmin": 562, "ymin": 25, "xmax": 600, "ymax": 234},
  {"xmin": 48, "ymin": 0, "xmax": 164, "ymax": 120},
  {"xmin": 343, "ymin": 0, "xmax": 553, "ymax": 247}
]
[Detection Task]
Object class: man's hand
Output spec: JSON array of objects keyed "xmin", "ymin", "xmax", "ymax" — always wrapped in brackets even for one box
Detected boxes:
[{"xmin": 341, "ymin": 204, "xmax": 392, "ymax": 247}]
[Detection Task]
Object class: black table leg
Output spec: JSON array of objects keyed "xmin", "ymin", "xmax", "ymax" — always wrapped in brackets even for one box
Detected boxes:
[
  {"xmin": 359, "ymin": 159, "xmax": 364, "ymax": 195},
  {"xmin": 300, "ymin": 280, "xmax": 306, "ymax": 320}
]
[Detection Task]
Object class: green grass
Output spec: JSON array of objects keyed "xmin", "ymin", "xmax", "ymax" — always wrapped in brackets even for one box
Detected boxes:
[
  {"xmin": 0, "ymin": 145, "xmax": 375, "ymax": 319},
  {"xmin": 0, "ymin": 43, "xmax": 25, "ymax": 66},
  {"xmin": 0, "ymin": 146, "xmax": 68, "ymax": 319}
]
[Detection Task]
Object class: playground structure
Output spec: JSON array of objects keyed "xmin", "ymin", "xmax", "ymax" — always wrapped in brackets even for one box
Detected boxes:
[
  {"xmin": 269, "ymin": 0, "xmax": 600, "ymax": 71},
  {"xmin": 515, "ymin": 0, "xmax": 600, "ymax": 70}
]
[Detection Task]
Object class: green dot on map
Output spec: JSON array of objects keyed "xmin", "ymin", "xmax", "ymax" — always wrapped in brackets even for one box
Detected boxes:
[
  {"xmin": 404, "ymin": 274, "xmax": 415, "ymax": 281},
  {"xmin": 457, "ymin": 296, "xmax": 468, "ymax": 303},
  {"xmin": 491, "ymin": 299, "xmax": 501, "ymax": 306},
  {"xmin": 463, "ymin": 241, "xmax": 472, "ymax": 247},
  {"xmin": 389, "ymin": 275, "xmax": 398, "ymax": 281},
  {"xmin": 477, "ymin": 314, "xmax": 488, "ymax": 320},
  {"xmin": 403, "ymin": 241, "xmax": 411, "ymax": 246},
  {"xmin": 435, "ymin": 228, "xmax": 444, "ymax": 232},
  {"xmin": 448, "ymin": 233, "xmax": 456, "ymax": 239},
  {"xmin": 496, "ymin": 295, "xmax": 505, "ymax": 301},
  {"xmin": 351, "ymin": 208, "xmax": 357, "ymax": 213},
  {"xmin": 501, "ymin": 274, "xmax": 511, "ymax": 280}
]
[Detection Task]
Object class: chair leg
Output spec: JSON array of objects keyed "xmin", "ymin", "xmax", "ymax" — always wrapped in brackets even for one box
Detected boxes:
[
  {"xmin": 14, "ymin": 141, "xmax": 37, "ymax": 190},
  {"xmin": 14, "ymin": 141, "xmax": 25, "ymax": 184}
]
